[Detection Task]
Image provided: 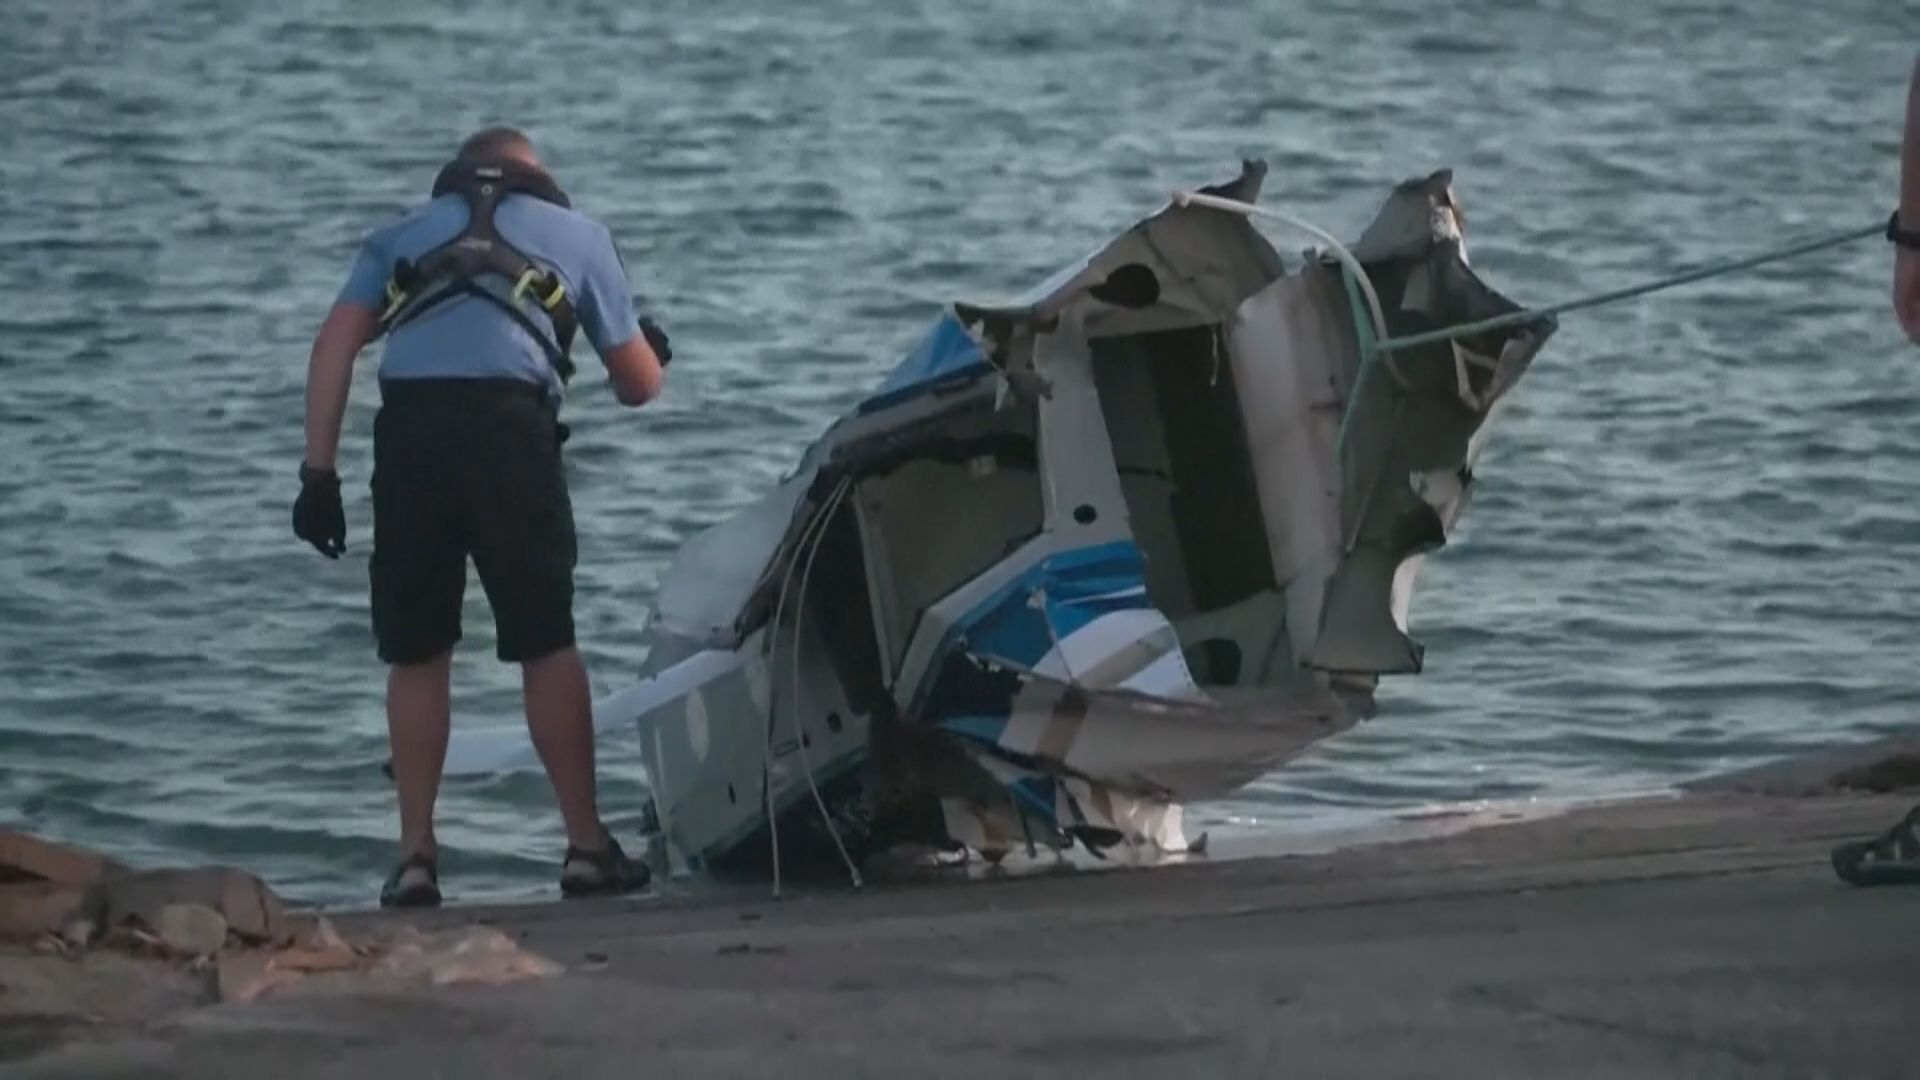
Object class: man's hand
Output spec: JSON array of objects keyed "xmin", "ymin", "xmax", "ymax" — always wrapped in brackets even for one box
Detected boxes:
[
  {"xmin": 292, "ymin": 465, "xmax": 346, "ymax": 558},
  {"xmin": 1897, "ymin": 246, "xmax": 1920, "ymax": 346}
]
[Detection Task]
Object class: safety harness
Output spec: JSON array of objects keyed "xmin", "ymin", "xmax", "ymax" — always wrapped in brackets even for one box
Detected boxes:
[{"xmin": 376, "ymin": 158, "xmax": 580, "ymax": 382}]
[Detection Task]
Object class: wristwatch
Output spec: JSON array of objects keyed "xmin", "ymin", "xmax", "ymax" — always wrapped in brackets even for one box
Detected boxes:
[{"xmin": 1888, "ymin": 210, "xmax": 1920, "ymax": 250}]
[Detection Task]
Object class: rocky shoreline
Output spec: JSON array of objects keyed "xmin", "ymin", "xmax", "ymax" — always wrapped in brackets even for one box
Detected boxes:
[{"xmin": 0, "ymin": 830, "xmax": 571, "ymax": 1062}]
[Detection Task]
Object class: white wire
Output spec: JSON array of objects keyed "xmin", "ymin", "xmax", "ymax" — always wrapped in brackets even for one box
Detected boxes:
[
  {"xmin": 787, "ymin": 475, "xmax": 864, "ymax": 889},
  {"xmin": 1171, "ymin": 190, "xmax": 1392, "ymax": 349},
  {"xmin": 1171, "ymin": 189, "xmax": 1411, "ymax": 392},
  {"xmin": 760, "ymin": 492, "xmax": 830, "ymax": 899},
  {"xmin": 758, "ymin": 473, "xmax": 857, "ymax": 897}
]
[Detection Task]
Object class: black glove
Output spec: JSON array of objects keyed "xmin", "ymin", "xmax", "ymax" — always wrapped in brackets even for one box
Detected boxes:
[
  {"xmin": 639, "ymin": 316, "xmax": 672, "ymax": 367},
  {"xmin": 292, "ymin": 464, "xmax": 346, "ymax": 559}
]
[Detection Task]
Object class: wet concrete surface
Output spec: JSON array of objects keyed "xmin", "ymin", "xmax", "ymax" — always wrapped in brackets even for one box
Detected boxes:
[{"xmin": 9, "ymin": 788, "xmax": 1915, "ymax": 1079}]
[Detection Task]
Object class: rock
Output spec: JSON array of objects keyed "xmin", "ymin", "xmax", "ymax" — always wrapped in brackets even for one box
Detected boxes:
[
  {"xmin": 215, "ymin": 951, "xmax": 305, "ymax": 1006},
  {"xmin": 0, "ymin": 829, "xmax": 122, "ymax": 887},
  {"xmin": 424, "ymin": 927, "xmax": 563, "ymax": 987},
  {"xmin": 88, "ymin": 866, "xmax": 287, "ymax": 946},
  {"xmin": 274, "ymin": 942, "xmax": 361, "ymax": 974},
  {"xmin": 0, "ymin": 882, "xmax": 86, "ymax": 941},
  {"xmin": 209, "ymin": 916, "xmax": 366, "ymax": 1005},
  {"xmin": 284, "ymin": 913, "xmax": 351, "ymax": 953},
  {"xmin": 372, "ymin": 926, "xmax": 562, "ymax": 987},
  {"xmin": 274, "ymin": 914, "xmax": 360, "ymax": 974},
  {"xmin": 152, "ymin": 903, "xmax": 227, "ymax": 958},
  {"xmin": 213, "ymin": 950, "xmax": 355, "ymax": 1006},
  {"xmin": 212, "ymin": 925, "xmax": 558, "ymax": 1006},
  {"xmin": 100, "ymin": 924, "xmax": 166, "ymax": 954},
  {"xmin": 60, "ymin": 915, "xmax": 96, "ymax": 950},
  {"xmin": 312, "ymin": 916, "xmax": 350, "ymax": 953}
]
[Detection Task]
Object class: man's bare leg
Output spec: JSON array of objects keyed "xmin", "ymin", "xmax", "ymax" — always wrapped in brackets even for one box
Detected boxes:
[
  {"xmin": 388, "ymin": 651, "xmax": 453, "ymax": 859},
  {"xmin": 523, "ymin": 646, "xmax": 606, "ymax": 851}
]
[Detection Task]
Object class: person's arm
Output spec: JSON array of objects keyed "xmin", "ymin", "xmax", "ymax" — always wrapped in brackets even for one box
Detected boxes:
[
  {"xmin": 1904, "ymin": 56, "xmax": 1920, "ymax": 224},
  {"xmin": 578, "ymin": 225, "xmax": 666, "ymax": 406},
  {"xmin": 303, "ymin": 302, "xmax": 379, "ymax": 469},
  {"xmin": 306, "ymin": 236, "xmax": 392, "ymax": 467},
  {"xmin": 603, "ymin": 335, "xmax": 665, "ymax": 406},
  {"xmin": 1897, "ymin": 55, "xmax": 1920, "ymax": 346},
  {"xmin": 290, "ymin": 237, "xmax": 387, "ymax": 559}
]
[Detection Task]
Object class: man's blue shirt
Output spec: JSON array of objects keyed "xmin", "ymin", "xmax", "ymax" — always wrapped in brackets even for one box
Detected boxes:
[{"xmin": 337, "ymin": 194, "xmax": 640, "ymax": 396}]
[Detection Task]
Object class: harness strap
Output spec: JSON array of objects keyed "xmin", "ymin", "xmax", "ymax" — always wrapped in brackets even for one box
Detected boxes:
[{"xmin": 375, "ymin": 158, "xmax": 580, "ymax": 383}]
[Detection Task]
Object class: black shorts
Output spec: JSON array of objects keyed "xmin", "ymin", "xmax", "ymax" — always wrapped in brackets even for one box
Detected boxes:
[{"xmin": 369, "ymin": 378, "xmax": 577, "ymax": 665}]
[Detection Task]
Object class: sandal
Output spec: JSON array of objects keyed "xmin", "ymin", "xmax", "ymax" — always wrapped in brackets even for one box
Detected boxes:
[
  {"xmin": 380, "ymin": 851, "xmax": 443, "ymax": 908},
  {"xmin": 1831, "ymin": 804, "xmax": 1920, "ymax": 887},
  {"xmin": 560, "ymin": 833, "xmax": 651, "ymax": 898}
]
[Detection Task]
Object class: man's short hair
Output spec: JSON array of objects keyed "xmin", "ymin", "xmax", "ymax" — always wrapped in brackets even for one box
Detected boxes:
[{"xmin": 457, "ymin": 126, "xmax": 535, "ymax": 162}]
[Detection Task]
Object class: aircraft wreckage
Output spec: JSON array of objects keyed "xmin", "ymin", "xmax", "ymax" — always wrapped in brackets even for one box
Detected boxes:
[{"xmin": 446, "ymin": 160, "xmax": 1556, "ymax": 880}]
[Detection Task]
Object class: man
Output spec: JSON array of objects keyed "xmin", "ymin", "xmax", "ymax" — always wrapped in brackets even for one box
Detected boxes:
[
  {"xmin": 1834, "ymin": 57, "xmax": 1920, "ymax": 885},
  {"xmin": 293, "ymin": 126, "xmax": 668, "ymax": 907}
]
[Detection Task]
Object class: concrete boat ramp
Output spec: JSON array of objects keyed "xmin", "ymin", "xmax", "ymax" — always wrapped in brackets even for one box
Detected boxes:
[{"xmin": 7, "ymin": 746, "xmax": 1918, "ymax": 1078}]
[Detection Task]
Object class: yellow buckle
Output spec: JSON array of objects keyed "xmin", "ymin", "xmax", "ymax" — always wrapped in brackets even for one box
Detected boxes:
[
  {"xmin": 511, "ymin": 269, "xmax": 566, "ymax": 311},
  {"xmin": 380, "ymin": 278, "xmax": 408, "ymax": 321}
]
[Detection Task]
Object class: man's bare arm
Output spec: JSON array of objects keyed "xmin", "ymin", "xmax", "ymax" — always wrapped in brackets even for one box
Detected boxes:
[
  {"xmin": 304, "ymin": 302, "xmax": 379, "ymax": 471},
  {"xmin": 603, "ymin": 334, "xmax": 665, "ymax": 407},
  {"xmin": 1904, "ymin": 55, "xmax": 1920, "ymax": 224}
]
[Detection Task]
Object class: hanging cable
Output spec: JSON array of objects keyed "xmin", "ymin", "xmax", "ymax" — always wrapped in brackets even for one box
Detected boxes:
[
  {"xmin": 758, "ymin": 471, "xmax": 860, "ymax": 897},
  {"xmin": 786, "ymin": 475, "xmax": 864, "ymax": 889},
  {"xmin": 759, "ymin": 482, "xmax": 840, "ymax": 898}
]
